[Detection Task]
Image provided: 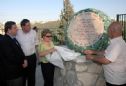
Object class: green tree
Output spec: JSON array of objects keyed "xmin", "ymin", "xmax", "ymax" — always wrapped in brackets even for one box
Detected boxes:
[{"xmin": 58, "ymin": 0, "xmax": 74, "ymax": 44}]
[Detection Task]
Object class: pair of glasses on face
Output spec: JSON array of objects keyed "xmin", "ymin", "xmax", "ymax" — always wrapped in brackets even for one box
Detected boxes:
[{"xmin": 45, "ymin": 35, "xmax": 52, "ymax": 38}]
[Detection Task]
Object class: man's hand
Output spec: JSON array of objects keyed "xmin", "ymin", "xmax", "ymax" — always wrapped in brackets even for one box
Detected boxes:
[
  {"xmin": 85, "ymin": 55, "xmax": 94, "ymax": 60},
  {"xmin": 83, "ymin": 50, "xmax": 95, "ymax": 55},
  {"xmin": 22, "ymin": 59, "xmax": 28, "ymax": 68}
]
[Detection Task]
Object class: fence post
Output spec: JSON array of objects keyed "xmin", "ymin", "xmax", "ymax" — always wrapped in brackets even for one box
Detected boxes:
[{"xmin": 116, "ymin": 14, "xmax": 126, "ymax": 41}]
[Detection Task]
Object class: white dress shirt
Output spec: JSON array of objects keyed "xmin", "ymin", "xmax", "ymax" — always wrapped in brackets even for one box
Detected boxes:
[
  {"xmin": 103, "ymin": 36, "xmax": 126, "ymax": 85},
  {"xmin": 16, "ymin": 29, "xmax": 39, "ymax": 56}
]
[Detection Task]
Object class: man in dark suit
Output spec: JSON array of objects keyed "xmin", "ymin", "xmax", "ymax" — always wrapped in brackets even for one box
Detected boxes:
[
  {"xmin": 0, "ymin": 21, "xmax": 27, "ymax": 86},
  {"xmin": 0, "ymin": 34, "xmax": 6, "ymax": 86}
]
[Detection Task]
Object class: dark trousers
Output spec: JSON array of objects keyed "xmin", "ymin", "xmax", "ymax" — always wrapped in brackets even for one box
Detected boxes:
[
  {"xmin": 6, "ymin": 77, "xmax": 23, "ymax": 86},
  {"xmin": 41, "ymin": 63, "xmax": 55, "ymax": 86},
  {"xmin": 0, "ymin": 79, "xmax": 6, "ymax": 86},
  {"xmin": 0, "ymin": 66, "xmax": 6, "ymax": 86},
  {"xmin": 23, "ymin": 54, "xmax": 36, "ymax": 86},
  {"xmin": 106, "ymin": 82, "xmax": 126, "ymax": 86}
]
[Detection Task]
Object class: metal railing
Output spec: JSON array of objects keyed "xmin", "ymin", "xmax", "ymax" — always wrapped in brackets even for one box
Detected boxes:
[{"xmin": 117, "ymin": 14, "xmax": 126, "ymax": 40}]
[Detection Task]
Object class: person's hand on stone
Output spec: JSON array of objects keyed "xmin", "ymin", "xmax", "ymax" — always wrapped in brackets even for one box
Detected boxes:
[
  {"xmin": 83, "ymin": 50, "xmax": 95, "ymax": 55},
  {"xmin": 85, "ymin": 55, "xmax": 94, "ymax": 60}
]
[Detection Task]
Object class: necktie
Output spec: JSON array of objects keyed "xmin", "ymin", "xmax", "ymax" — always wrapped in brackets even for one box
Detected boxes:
[{"xmin": 13, "ymin": 38, "xmax": 20, "ymax": 46}]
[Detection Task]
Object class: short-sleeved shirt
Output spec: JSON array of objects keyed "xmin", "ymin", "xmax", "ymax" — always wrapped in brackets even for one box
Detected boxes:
[
  {"xmin": 103, "ymin": 36, "xmax": 126, "ymax": 85},
  {"xmin": 16, "ymin": 29, "xmax": 39, "ymax": 56},
  {"xmin": 38, "ymin": 41, "xmax": 54, "ymax": 63}
]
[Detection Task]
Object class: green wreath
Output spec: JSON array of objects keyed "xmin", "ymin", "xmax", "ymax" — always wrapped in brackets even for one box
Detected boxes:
[{"xmin": 65, "ymin": 8, "xmax": 111, "ymax": 52}]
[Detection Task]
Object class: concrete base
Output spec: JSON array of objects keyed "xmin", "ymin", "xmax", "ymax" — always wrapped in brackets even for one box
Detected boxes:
[{"xmin": 54, "ymin": 56, "xmax": 106, "ymax": 86}]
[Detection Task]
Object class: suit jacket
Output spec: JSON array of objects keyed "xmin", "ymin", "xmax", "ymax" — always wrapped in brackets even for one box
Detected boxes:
[
  {"xmin": 0, "ymin": 34, "xmax": 3, "ymax": 65},
  {"xmin": 1, "ymin": 34, "xmax": 25, "ymax": 80},
  {"xmin": 0, "ymin": 34, "xmax": 4, "ymax": 80}
]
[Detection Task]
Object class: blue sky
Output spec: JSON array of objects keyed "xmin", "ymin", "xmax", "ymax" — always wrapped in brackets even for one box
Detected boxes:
[{"xmin": 0, "ymin": 0, "xmax": 125, "ymax": 23}]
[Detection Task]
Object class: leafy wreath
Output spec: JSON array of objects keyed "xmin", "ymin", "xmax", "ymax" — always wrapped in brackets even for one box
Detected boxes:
[{"xmin": 65, "ymin": 8, "xmax": 111, "ymax": 52}]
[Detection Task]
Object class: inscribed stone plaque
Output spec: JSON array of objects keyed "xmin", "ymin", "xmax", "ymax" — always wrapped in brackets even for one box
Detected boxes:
[{"xmin": 66, "ymin": 8, "xmax": 111, "ymax": 51}]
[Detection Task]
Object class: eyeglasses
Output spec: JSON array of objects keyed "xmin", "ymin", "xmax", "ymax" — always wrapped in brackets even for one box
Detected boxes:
[{"xmin": 45, "ymin": 35, "xmax": 52, "ymax": 38}]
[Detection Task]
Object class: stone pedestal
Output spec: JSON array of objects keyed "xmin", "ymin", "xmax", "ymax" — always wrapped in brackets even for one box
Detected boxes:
[{"xmin": 54, "ymin": 56, "xmax": 106, "ymax": 86}]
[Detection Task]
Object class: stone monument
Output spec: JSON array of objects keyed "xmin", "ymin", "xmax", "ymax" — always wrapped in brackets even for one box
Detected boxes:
[
  {"xmin": 54, "ymin": 8, "xmax": 111, "ymax": 86},
  {"xmin": 66, "ymin": 8, "xmax": 111, "ymax": 51}
]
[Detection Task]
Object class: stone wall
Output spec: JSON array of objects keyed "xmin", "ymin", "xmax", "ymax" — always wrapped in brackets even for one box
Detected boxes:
[{"xmin": 54, "ymin": 56, "xmax": 106, "ymax": 86}]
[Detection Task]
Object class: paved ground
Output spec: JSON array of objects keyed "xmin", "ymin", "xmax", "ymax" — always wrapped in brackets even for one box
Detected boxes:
[{"xmin": 36, "ymin": 65, "xmax": 44, "ymax": 86}]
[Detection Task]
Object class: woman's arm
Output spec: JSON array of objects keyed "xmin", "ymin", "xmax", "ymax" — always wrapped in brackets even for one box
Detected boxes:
[{"xmin": 39, "ymin": 48, "xmax": 56, "ymax": 57}]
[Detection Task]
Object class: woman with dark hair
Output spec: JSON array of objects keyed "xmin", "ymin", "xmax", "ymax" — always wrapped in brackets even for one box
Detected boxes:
[{"xmin": 38, "ymin": 29, "xmax": 56, "ymax": 86}]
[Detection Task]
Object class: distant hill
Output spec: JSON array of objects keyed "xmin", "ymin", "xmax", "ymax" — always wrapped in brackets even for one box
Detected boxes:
[
  {"xmin": 0, "ymin": 23, "xmax": 4, "ymax": 34},
  {"xmin": 33, "ymin": 20, "xmax": 63, "ymax": 45},
  {"xmin": 33, "ymin": 20, "xmax": 60, "ymax": 29}
]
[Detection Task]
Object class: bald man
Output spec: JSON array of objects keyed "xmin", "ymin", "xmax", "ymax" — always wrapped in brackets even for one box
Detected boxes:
[{"xmin": 83, "ymin": 22, "xmax": 126, "ymax": 86}]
